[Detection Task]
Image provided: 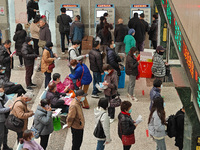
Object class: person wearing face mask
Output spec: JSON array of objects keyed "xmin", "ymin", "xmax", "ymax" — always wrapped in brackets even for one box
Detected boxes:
[
  {"xmin": 102, "ymin": 64, "xmax": 118, "ymax": 123},
  {"xmin": 125, "ymin": 47, "xmax": 140, "ymax": 102},
  {"xmin": 66, "ymin": 90, "xmax": 87, "ymax": 150},
  {"xmin": 20, "ymin": 130, "xmax": 43, "ymax": 150},
  {"xmin": 10, "ymin": 92, "xmax": 34, "ymax": 142},
  {"xmin": 27, "ymin": 0, "xmax": 39, "ymax": 23},
  {"xmin": 107, "ymin": 40, "xmax": 122, "ymax": 77},
  {"xmin": 69, "ymin": 60, "xmax": 92, "ymax": 109},
  {"xmin": 0, "ymin": 85, "xmax": 13, "ymax": 150},
  {"xmin": 33, "ymin": 99, "xmax": 53, "ymax": 150},
  {"xmin": 151, "ymin": 46, "xmax": 166, "ymax": 81},
  {"xmin": 124, "ymin": 29, "xmax": 136, "ymax": 55},
  {"xmin": 118, "ymin": 101, "xmax": 137, "ymax": 150},
  {"xmin": 21, "ymin": 37, "xmax": 38, "ymax": 90}
]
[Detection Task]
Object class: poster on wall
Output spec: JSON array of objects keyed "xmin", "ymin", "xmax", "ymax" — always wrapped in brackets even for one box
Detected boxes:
[
  {"xmin": 0, "ymin": 6, "xmax": 5, "ymax": 16},
  {"xmin": 15, "ymin": 0, "xmax": 27, "ymax": 24}
]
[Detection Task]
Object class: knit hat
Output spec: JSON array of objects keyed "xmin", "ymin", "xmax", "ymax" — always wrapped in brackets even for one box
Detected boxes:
[
  {"xmin": 45, "ymin": 41, "xmax": 53, "ymax": 48},
  {"xmin": 25, "ymin": 37, "xmax": 32, "ymax": 43},
  {"xmin": 156, "ymin": 45, "xmax": 166, "ymax": 51},
  {"xmin": 75, "ymin": 90, "xmax": 88, "ymax": 97},
  {"xmin": 128, "ymin": 29, "xmax": 135, "ymax": 35}
]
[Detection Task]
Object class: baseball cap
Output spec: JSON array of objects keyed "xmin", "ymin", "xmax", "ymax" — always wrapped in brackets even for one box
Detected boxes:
[
  {"xmin": 156, "ymin": 45, "xmax": 166, "ymax": 51},
  {"xmin": 75, "ymin": 90, "xmax": 88, "ymax": 97}
]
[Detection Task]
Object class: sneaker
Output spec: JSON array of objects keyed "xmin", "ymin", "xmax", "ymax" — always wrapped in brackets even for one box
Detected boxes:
[
  {"xmin": 127, "ymin": 94, "xmax": 132, "ymax": 101},
  {"xmin": 62, "ymin": 52, "xmax": 65, "ymax": 55},
  {"xmin": 133, "ymin": 96, "xmax": 139, "ymax": 102},
  {"xmin": 110, "ymin": 119, "xmax": 115, "ymax": 124},
  {"xmin": 18, "ymin": 65, "xmax": 23, "ymax": 68},
  {"xmin": 30, "ymin": 83, "xmax": 37, "ymax": 88},
  {"xmin": 82, "ymin": 106, "xmax": 90, "ymax": 109},
  {"xmin": 37, "ymin": 56, "xmax": 41, "ymax": 60},
  {"xmin": 97, "ymin": 91, "xmax": 102, "ymax": 94},
  {"xmin": 37, "ymin": 67, "xmax": 41, "ymax": 72},
  {"xmin": 27, "ymin": 86, "xmax": 33, "ymax": 91},
  {"xmin": 91, "ymin": 94, "xmax": 99, "ymax": 98}
]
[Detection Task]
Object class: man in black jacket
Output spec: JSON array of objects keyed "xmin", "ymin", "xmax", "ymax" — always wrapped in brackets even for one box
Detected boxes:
[
  {"xmin": 148, "ymin": 14, "xmax": 158, "ymax": 49},
  {"xmin": 114, "ymin": 18, "xmax": 128, "ymax": 53},
  {"xmin": 57, "ymin": 7, "xmax": 72, "ymax": 54},
  {"xmin": 27, "ymin": 0, "xmax": 39, "ymax": 22},
  {"xmin": 89, "ymin": 40, "xmax": 103, "ymax": 98},
  {"xmin": 21, "ymin": 37, "xmax": 38, "ymax": 90}
]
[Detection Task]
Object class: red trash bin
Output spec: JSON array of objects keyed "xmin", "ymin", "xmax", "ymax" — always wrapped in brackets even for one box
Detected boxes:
[{"xmin": 139, "ymin": 61, "xmax": 153, "ymax": 78}]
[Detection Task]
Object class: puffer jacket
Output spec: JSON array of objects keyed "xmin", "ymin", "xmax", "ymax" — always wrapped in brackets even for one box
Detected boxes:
[
  {"xmin": 149, "ymin": 87, "xmax": 161, "ymax": 110},
  {"xmin": 21, "ymin": 42, "xmax": 37, "ymax": 66},
  {"xmin": 125, "ymin": 53, "xmax": 138, "ymax": 76},
  {"xmin": 69, "ymin": 63, "xmax": 92, "ymax": 85},
  {"xmin": 41, "ymin": 48, "xmax": 54, "ymax": 73},
  {"xmin": 27, "ymin": 0, "xmax": 39, "ymax": 19},
  {"xmin": 39, "ymin": 23, "xmax": 51, "ymax": 43},
  {"xmin": 107, "ymin": 47, "xmax": 121, "ymax": 76},
  {"xmin": 33, "ymin": 105, "xmax": 54, "ymax": 136},
  {"xmin": 98, "ymin": 29, "xmax": 112, "ymax": 46},
  {"xmin": 46, "ymin": 91, "xmax": 65, "ymax": 107},
  {"xmin": 94, "ymin": 107, "xmax": 111, "ymax": 142},
  {"xmin": 13, "ymin": 30, "xmax": 27, "ymax": 56},
  {"xmin": 0, "ymin": 45, "xmax": 12, "ymax": 72},
  {"xmin": 104, "ymin": 70, "xmax": 118, "ymax": 97},
  {"xmin": 89, "ymin": 48, "xmax": 103, "ymax": 73},
  {"xmin": 70, "ymin": 21, "xmax": 84, "ymax": 41},
  {"xmin": 148, "ymin": 110, "xmax": 166, "ymax": 138},
  {"xmin": 151, "ymin": 52, "xmax": 166, "ymax": 77},
  {"xmin": 0, "ymin": 95, "xmax": 10, "ymax": 123},
  {"xmin": 114, "ymin": 23, "xmax": 128, "ymax": 42},
  {"xmin": 148, "ymin": 19, "xmax": 158, "ymax": 41},
  {"xmin": 118, "ymin": 112, "xmax": 136, "ymax": 139}
]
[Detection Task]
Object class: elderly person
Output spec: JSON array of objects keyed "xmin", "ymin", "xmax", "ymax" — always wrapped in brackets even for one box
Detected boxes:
[
  {"xmin": 10, "ymin": 92, "xmax": 34, "ymax": 142},
  {"xmin": 39, "ymin": 18, "xmax": 51, "ymax": 48}
]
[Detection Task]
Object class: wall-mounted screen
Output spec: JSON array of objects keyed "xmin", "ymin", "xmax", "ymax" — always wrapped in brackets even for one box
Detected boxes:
[
  {"xmin": 96, "ymin": 10, "xmax": 108, "ymax": 18},
  {"xmin": 66, "ymin": 10, "xmax": 73, "ymax": 18},
  {"xmin": 132, "ymin": 10, "xmax": 144, "ymax": 17}
]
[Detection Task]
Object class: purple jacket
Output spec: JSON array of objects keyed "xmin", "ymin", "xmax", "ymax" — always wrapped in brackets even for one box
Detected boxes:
[{"xmin": 23, "ymin": 140, "xmax": 43, "ymax": 150}]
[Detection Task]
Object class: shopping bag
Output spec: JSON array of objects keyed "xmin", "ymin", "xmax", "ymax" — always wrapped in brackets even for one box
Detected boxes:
[{"xmin": 53, "ymin": 117, "xmax": 61, "ymax": 131}]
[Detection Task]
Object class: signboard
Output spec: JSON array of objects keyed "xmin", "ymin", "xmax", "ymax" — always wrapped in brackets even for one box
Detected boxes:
[
  {"xmin": 96, "ymin": 4, "xmax": 113, "ymax": 8},
  {"xmin": 132, "ymin": 4, "xmax": 150, "ymax": 8},
  {"xmin": 0, "ymin": 6, "xmax": 4, "ymax": 16},
  {"xmin": 62, "ymin": 5, "xmax": 79, "ymax": 8},
  {"xmin": 15, "ymin": 0, "xmax": 28, "ymax": 24}
]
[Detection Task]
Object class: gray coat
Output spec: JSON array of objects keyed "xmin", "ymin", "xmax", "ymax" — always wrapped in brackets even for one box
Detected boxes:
[
  {"xmin": 39, "ymin": 23, "xmax": 51, "ymax": 43},
  {"xmin": 0, "ymin": 95, "xmax": 10, "ymax": 122},
  {"xmin": 33, "ymin": 105, "xmax": 54, "ymax": 136}
]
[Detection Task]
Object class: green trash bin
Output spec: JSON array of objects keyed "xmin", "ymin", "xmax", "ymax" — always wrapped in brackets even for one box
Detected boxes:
[{"xmin": 53, "ymin": 117, "xmax": 61, "ymax": 131}]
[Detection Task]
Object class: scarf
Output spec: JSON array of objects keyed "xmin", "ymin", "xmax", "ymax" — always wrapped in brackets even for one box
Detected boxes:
[
  {"xmin": 44, "ymin": 46, "xmax": 54, "ymax": 58},
  {"xmin": 121, "ymin": 111, "xmax": 130, "ymax": 116}
]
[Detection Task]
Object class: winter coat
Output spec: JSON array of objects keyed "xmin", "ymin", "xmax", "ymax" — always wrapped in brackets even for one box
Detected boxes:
[
  {"xmin": 118, "ymin": 112, "xmax": 136, "ymax": 139},
  {"xmin": 23, "ymin": 140, "xmax": 43, "ymax": 150},
  {"xmin": 10, "ymin": 100, "xmax": 33, "ymax": 132},
  {"xmin": 89, "ymin": 48, "xmax": 103, "ymax": 73},
  {"xmin": 13, "ymin": 30, "xmax": 27, "ymax": 56},
  {"xmin": 39, "ymin": 23, "xmax": 51, "ymax": 43},
  {"xmin": 94, "ymin": 107, "xmax": 111, "ymax": 142},
  {"xmin": 114, "ymin": 24, "xmax": 128, "ymax": 42},
  {"xmin": 107, "ymin": 47, "xmax": 121, "ymax": 76},
  {"xmin": 0, "ymin": 45, "xmax": 13, "ymax": 72},
  {"xmin": 125, "ymin": 53, "xmax": 139, "ymax": 76},
  {"xmin": 148, "ymin": 19, "xmax": 158, "ymax": 41},
  {"xmin": 96, "ymin": 23, "xmax": 104, "ymax": 36},
  {"xmin": 27, "ymin": 0, "xmax": 39, "ymax": 20},
  {"xmin": 41, "ymin": 48, "xmax": 54, "ymax": 73},
  {"xmin": 68, "ymin": 47, "xmax": 84, "ymax": 62},
  {"xmin": 56, "ymin": 82, "xmax": 66, "ymax": 93},
  {"xmin": 0, "ymin": 95, "xmax": 10, "ymax": 122},
  {"xmin": 104, "ymin": 70, "xmax": 118, "ymax": 97},
  {"xmin": 128, "ymin": 17, "xmax": 149, "ymax": 43},
  {"xmin": 175, "ymin": 109, "xmax": 185, "ymax": 149},
  {"xmin": 152, "ymin": 52, "xmax": 166, "ymax": 77},
  {"xmin": 69, "ymin": 63, "xmax": 92, "ymax": 85},
  {"xmin": 150, "ymin": 87, "xmax": 161, "ymax": 110},
  {"xmin": 30, "ymin": 22, "xmax": 40, "ymax": 39},
  {"xmin": 0, "ymin": 73, "xmax": 16, "ymax": 92},
  {"xmin": 70, "ymin": 21, "xmax": 84, "ymax": 41},
  {"xmin": 98, "ymin": 29, "xmax": 112, "ymax": 46},
  {"xmin": 67, "ymin": 98, "xmax": 85, "ymax": 129},
  {"xmin": 123, "ymin": 35, "xmax": 136, "ymax": 54},
  {"xmin": 148, "ymin": 110, "xmax": 166, "ymax": 138},
  {"xmin": 46, "ymin": 91, "xmax": 65, "ymax": 108},
  {"xmin": 33, "ymin": 105, "xmax": 54, "ymax": 136},
  {"xmin": 21, "ymin": 42, "xmax": 37, "ymax": 67},
  {"xmin": 57, "ymin": 14, "xmax": 72, "ymax": 33}
]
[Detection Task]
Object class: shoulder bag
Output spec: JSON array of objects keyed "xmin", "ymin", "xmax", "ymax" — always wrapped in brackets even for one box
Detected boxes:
[
  {"xmin": 110, "ymin": 85, "xmax": 121, "ymax": 107},
  {"xmin": 60, "ymin": 15, "xmax": 70, "ymax": 33},
  {"xmin": 76, "ymin": 65, "xmax": 84, "ymax": 87},
  {"xmin": 38, "ymin": 39, "xmax": 46, "ymax": 48},
  {"xmin": 5, "ymin": 100, "xmax": 24, "ymax": 133},
  {"xmin": 93, "ymin": 112, "xmax": 106, "ymax": 138}
]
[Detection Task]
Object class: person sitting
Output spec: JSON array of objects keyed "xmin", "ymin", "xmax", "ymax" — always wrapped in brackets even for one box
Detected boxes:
[
  {"xmin": 0, "ymin": 65, "xmax": 26, "ymax": 97},
  {"xmin": 53, "ymin": 73, "xmax": 69, "ymax": 93},
  {"xmin": 46, "ymin": 81, "xmax": 68, "ymax": 113}
]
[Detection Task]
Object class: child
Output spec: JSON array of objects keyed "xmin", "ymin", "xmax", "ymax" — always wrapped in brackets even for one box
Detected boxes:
[{"xmin": 20, "ymin": 130, "xmax": 44, "ymax": 150}]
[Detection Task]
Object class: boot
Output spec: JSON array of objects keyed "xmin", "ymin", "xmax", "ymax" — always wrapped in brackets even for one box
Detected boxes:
[{"xmin": 3, "ymin": 144, "xmax": 13, "ymax": 150}]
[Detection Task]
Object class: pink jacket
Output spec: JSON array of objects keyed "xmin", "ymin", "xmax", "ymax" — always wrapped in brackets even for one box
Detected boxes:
[
  {"xmin": 23, "ymin": 140, "xmax": 43, "ymax": 150},
  {"xmin": 56, "ymin": 82, "xmax": 65, "ymax": 93}
]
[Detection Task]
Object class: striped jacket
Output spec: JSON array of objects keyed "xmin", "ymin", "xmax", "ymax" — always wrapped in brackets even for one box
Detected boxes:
[{"xmin": 151, "ymin": 52, "xmax": 166, "ymax": 77}]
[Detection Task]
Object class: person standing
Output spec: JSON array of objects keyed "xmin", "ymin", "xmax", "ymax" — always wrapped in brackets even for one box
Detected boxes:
[
  {"xmin": 13, "ymin": 23, "xmax": 27, "ymax": 68},
  {"xmin": 0, "ymin": 40, "xmax": 12, "ymax": 81},
  {"xmin": 41, "ymin": 42, "xmax": 57, "ymax": 88},
  {"xmin": 30, "ymin": 15, "xmax": 40, "ymax": 56},
  {"xmin": 39, "ymin": 19, "xmax": 51, "ymax": 46},
  {"xmin": 96, "ymin": 16, "xmax": 105, "ymax": 36},
  {"xmin": 114, "ymin": 18, "xmax": 128, "ymax": 53},
  {"xmin": 102, "ymin": 64, "xmax": 118, "ymax": 123},
  {"xmin": 57, "ymin": 7, "xmax": 72, "ymax": 55},
  {"xmin": 148, "ymin": 14, "xmax": 158, "ymax": 49},
  {"xmin": 123, "ymin": 29, "xmax": 136, "ymax": 55},
  {"xmin": 125, "ymin": 47, "xmax": 139, "ymax": 102},
  {"xmin": 34, "ymin": 99, "xmax": 54, "ymax": 150},
  {"xmin": 0, "ymin": 85, "xmax": 13, "ymax": 150},
  {"xmin": 94, "ymin": 97, "xmax": 111, "ymax": 150},
  {"xmin": 89, "ymin": 40, "xmax": 103, "ymax": 98},
  {"xmin": 21, "ymin": 37, "xmax": 38, "ymax": 90},
  {"xmin": 27, "ymin": 0, "xmax": 39, "ymax": 23},
  {"xmin": 66, "ymin": 90, "xmax": 86, "ymax": 150},
  {"xmin": 118, "ymin": 101, "xmax": 137, "ymax": 150},
  {"xmin": 148, "ymin": 97, "xmax": 167, "ymax": 150},
  {"xmin": 70, "ymin": 15, "xmax": 84, "ymax": 54}
]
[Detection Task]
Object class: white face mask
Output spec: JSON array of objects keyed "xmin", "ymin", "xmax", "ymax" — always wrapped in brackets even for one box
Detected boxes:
[
  {"xmin": 0, "ymin": 92, "xmax": 4, "ymax": 97},
  {"xmin": 71, "ymin": 66, "xmax": 76, "ymax": 69}
]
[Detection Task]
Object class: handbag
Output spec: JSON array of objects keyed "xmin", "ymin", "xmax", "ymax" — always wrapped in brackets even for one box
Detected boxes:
[
  {"xmin": 93, "ymin": 112, "xmax": 106, "ymax": 138},
  {"xmin": 5, "ymin": 100, "xmax": 24, "ymax": 133},
  {"xmin": 48, "ymin": 63, "xmax": 55, "ymax": 70},
  {"xmin": 76, "ymin": 65, "xmax": 84, "ymax": 87},
  {"xmin": 60, "ymin": 15, "xmax": 70, "ymax": 33},
  {"xmin": 38, "ymin": 39, "xmax": 46, "ymax": 48},
  {"xmin": 53, "ymin": 116, "xmax": 61, "ymax": 131},
  {"xmin": 122, "ymin": 134, "xmax": 135, "ymax": 145},
  {"xmin": 63, "ymin": 77, "xmax": 75, "ymax": 90},
  {"xmin": 110, "ymin": 94, "xmax": 121, "ymax": 107}
]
